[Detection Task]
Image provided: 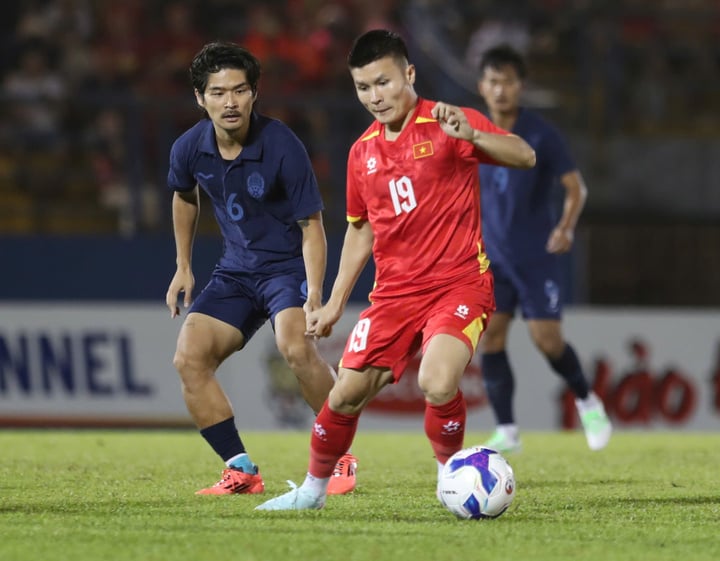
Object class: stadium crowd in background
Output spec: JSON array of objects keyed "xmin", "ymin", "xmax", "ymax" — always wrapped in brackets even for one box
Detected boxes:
[{"xmin": 0, "ymin": 0, "xmax": 718, "ymax": 236}]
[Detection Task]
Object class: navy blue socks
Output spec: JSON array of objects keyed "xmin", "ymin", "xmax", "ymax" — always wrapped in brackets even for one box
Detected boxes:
[
  {"xmin": 481, "ymin": 350, "xmax": 515, "ymax": 424},
  {"xmin": 548, "ymin": 343, "xmax": 590, "ymax": 400},
  {"xmin": 199, "ymin": 416, "xmax": 247, "ymax": 463}
]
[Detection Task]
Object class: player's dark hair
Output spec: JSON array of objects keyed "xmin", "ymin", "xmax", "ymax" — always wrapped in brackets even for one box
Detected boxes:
[
  {"xmin": 347, "ymin": 29, "xmax": 409, "ymax": 69},
  {"xmin": 189, "ymin": 41, "xmax": 261, "ymax": 95},
  {"xmin": 479, "ymin": 44, "xmax": 527, "ymax": 80}
]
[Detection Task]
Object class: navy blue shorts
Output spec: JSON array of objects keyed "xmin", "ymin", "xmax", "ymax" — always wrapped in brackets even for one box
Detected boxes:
[
  {"xmin": 490, "ymin": 256, "xmax": 562, "ymax": 320},
  {"xmin": 188, "ymin": 269, "xmax": 309, "ymax": 341}
]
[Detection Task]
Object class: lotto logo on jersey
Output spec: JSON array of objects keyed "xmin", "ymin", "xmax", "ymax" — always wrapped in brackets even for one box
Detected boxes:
[{"xmin": 412, "ymin": 140, "xmax": 434, "ymax": 159}]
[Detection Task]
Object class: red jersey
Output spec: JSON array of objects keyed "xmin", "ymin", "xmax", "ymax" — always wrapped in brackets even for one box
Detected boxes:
[{"xmin": 346, "ymin": 97, "xmax": 509, "ymax": 299}]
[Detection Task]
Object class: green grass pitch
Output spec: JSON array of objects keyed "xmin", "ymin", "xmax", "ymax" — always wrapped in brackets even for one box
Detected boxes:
[{"xmin": 1, "ymin": 430, "xmax": 719, "ymax": 561}]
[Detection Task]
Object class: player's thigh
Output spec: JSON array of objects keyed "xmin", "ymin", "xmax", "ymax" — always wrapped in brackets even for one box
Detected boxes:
[
  {"xmin": 418, "ymin": 333, "xmax": 472, "ymax": 401},
  {"xmin": 175, "ymin": 312, "xmax": 245, "ymax": 374},
  {"xmin": 262, "ymin": 271, "xmax": 321, "ymax": 364},
  {"xmin": 273, "ymin": 306, "xmax": 321, "ymax": 364},
  {"xmin": 273, "ymin": 306, "xmax": 305, "ymax": 343},
  {"xmin": 418, "ymin": 275, "xmax": 494, "ymax": 398},
  {"xmin": 177, "ymin": 274, "xmax": 266, "ymax": 373}
]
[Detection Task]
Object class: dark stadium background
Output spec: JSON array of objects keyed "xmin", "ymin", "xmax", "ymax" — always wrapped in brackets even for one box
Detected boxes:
[{"xmin": 1, "ymin": 0, "xmax": 718, "ymax": 305}]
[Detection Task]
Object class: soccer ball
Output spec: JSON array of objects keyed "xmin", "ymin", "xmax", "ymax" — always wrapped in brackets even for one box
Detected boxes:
[{"xmin": 437, "ymin": 446, "xmax": 516, "ymax": 520}]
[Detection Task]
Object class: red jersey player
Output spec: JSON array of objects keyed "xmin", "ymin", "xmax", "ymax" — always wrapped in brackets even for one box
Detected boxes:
[{"xmin": 257, "ymin": 29, "xmax": 536, "ymax": 511}]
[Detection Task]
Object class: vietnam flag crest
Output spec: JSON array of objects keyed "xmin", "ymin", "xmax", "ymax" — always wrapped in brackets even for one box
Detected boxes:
[{"xmin": 412, "ymin": 140, "xmax": 434, "ymax": 159}]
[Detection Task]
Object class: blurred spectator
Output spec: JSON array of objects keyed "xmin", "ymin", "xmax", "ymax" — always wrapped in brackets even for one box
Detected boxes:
[
  {"xmin": 83, "ymin": 108, "xmax": 130, "ymax": 213},
  {"xmin": 465, "ymin": 3, "xmax": 532, "ymax": 71},
  {"xmin": 353, "ymin": 0, "xmax": 402, "ymax": 33},
  {"xmin": 56, "ymin": 29, "xmax": 94, "ymax": 90},
  {"xmin": 82, "ymin": 107, "xmax": 160, "ymax": 234},
  {"xmin": 237, "ymin": 5, "xmax": 333, "ymax": 94},
  {"xmin": 139, "ymin": 1, "xmax": 205, "ymax": 95},
  {"xmin": 1, "ymin": 0, "xmax": 719, "ymax": 238},
  {"xmin": 89, "ymin": 0, "xmax": 147, "ymax": 90},
  {"xmin": 2, "ymin": 43, "xmax": 67, "ymax": 149},
  {"xmin": 628, "ymin": 45, "xmax": 670, "ymax": 132}
]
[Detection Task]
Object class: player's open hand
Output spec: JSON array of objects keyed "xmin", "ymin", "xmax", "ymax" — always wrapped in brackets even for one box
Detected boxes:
[
  {"xmin": 431, "ymin": 102, "xmax": 473, "ymax": 141},
  {"xmin": 546, "ymin": 226, "xmax": 574, "ymax": 253},
  {"xmin": 166, "ymin": 268, "xmax": 195, "ymax": 318}
]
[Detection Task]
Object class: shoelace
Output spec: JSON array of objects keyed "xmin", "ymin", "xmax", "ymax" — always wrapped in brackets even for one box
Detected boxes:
[
  {"xmin": 211, "ymin": 470, "xmax": 234, "ymax": 487},
  {"xmin": 215, "ymin": 468, "xmax": 252, "ymax": 487},
  {"xmin": 332, "ymin": 459, "xmax": 347, "ymax": 476}
]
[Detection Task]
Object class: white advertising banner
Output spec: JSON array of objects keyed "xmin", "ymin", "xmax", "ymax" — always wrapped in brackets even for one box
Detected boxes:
[{"xmin": 0, "ymin": 303, "xmax": 718, "ymax": 431}]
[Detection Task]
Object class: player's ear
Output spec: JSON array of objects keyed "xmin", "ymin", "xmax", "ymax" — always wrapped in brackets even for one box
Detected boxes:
[
  {"xmin": 406, "ymin": 63, "xmax": 416, "ymax": 85},
  {"xmin": 194, "ymin": 89, "xmax": 205, "ymax": 109}
]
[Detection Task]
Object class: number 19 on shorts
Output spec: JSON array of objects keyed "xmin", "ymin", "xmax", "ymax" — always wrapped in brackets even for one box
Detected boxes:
[{"xmin": 349, "ymin": 318, "xmax": 371, "ymax": 352}]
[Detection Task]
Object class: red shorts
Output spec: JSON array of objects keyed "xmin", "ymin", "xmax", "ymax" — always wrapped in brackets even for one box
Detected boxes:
[{"xmin": 340, "ymin": 273, "xmax": 495, "ymax": 380}]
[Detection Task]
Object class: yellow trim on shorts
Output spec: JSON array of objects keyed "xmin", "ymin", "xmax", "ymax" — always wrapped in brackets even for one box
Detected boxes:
[{"xmin": 462, "ymin": 313, "xmax": 487, "ymax": 352}]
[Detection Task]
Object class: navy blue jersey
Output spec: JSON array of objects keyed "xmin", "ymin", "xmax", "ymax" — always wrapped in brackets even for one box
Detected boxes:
[
  {"xmin": 168, "ymin": 113, "xmax": 323, "ymax": 275},
  {"xmin": 479, "ymin": 108, "xmax": 576, "ymax": 264}
]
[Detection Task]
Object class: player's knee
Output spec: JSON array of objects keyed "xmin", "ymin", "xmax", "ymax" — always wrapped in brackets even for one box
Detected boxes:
[
  {"xmin": 172, "ymin": 348, "xmax": 190, "ymax": 374},
  {"xmin": 278, "ymin": 340, "xmax": 313, "ymax": 373},
  {"xmin": 479, "ymin": 335, "xmax": 505, "ymax": 353},
  {"xmin": 479, "ymin": 327, "xmax": 507, "ymax": 352},
  {"xmin": 532, "ymin": 333, "xmax": 564, "ymax": 359},
  {"xmin": 419, "ymin": 378, "xmax": 457, "ymax": 405},
  {"xmin": 423, "ymin": 388, "xmax": 457, "ymax": 406},
  {"xmin": 173, "ymin": 348, "xmax": 213, "ymax": 387},
  {"xmin": 327, "ymin": 384, "xmax": 366, "ymax": 414}
]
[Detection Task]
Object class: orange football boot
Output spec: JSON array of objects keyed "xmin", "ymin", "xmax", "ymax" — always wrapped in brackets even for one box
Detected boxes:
[
  {"xmin": 195, "ymin": 467, "xmax": 265, "ymax": 495},
  {"xmin": 326, "ymin": 453, "xmax": 358, "ymax": 495}
]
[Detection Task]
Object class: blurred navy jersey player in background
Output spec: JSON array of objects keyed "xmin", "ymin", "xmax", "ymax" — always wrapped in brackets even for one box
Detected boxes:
[
  {"xmin": 476, "ymin": 45, "xmax": 611, "ymax": 453},
  {"xmin": 165, "ymin": 41, "xmax": 356, "ymax": 496}
]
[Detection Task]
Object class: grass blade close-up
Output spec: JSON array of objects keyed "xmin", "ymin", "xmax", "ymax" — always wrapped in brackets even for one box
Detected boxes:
[{"xmin": 1, "ymin": 430, "xmax": 719, "ymax": 561}]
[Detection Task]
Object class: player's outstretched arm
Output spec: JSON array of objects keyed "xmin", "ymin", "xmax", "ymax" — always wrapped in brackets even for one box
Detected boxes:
[
  {"xmin": 306, "ymin": 220, "xmax": 373, "ymax": 337},
  {"xmin": 166, "ymin": 188, "xmax": 199, "ymax": 317},
  {"xmin": 431, "ymin": 102, "xmax": 536, "ymax": 169}
]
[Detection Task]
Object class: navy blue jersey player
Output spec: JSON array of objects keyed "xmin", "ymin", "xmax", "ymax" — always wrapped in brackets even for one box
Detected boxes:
[
  {"xmin": 476, "ymin": 45, "xmax": 611, "ymax": 453},
  {"xmin": 166, "ymin": 42, "xmax": 357, "ymax": 495}
]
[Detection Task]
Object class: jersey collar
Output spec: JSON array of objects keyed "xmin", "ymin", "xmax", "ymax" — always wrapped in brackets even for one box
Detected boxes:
[{"xmin": 197, "ymin": 112, "xmax": 264, "ymax": 161}]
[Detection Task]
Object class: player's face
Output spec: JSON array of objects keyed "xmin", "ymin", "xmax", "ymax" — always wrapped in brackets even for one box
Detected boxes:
[
  {"xmin": 350, "ymin": 56, "xmax": 417, "ymax": 132},
  {"xmin": 478, "ymin": 65, "xmax": 522, "ymax": 116},
  {"xmin": 195, "ymin": 68, "xmax": 256, "ymax": 138}
]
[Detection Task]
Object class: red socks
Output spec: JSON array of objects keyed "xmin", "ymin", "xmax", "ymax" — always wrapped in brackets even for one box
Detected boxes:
[
  {"xmin": 308, "ymin": 401, "xmax": 359, "ymax": 478},
  {"xmin": 307, "ymin": 392, "xmax": 465, "ymax": 476},
  {"xmin": 424, "ymin": 391, "xmax": 466, "ymax": 464}
]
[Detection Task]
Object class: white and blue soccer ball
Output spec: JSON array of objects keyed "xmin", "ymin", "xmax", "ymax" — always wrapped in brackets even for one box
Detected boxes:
[{"xmin": 437, "ymin": 446, "xmax": 516, "ymax": 520}]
